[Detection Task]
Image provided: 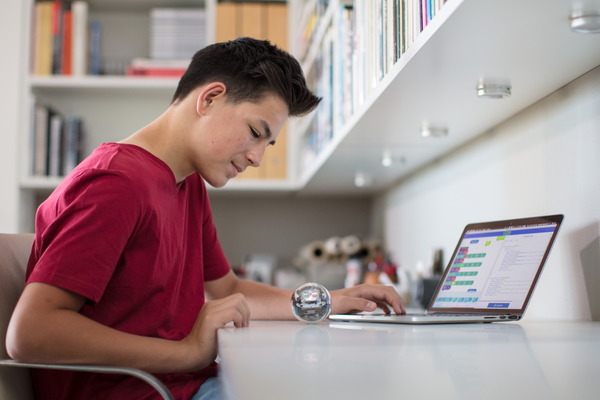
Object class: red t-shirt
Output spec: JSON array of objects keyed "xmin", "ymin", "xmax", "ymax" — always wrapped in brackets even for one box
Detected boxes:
[{"xmin": 25, "ymin": 143, "xmax": 231, "ymax": 400}]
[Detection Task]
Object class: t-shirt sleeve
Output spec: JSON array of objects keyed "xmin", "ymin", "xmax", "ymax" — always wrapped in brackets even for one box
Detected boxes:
[
  {"xmin": 28, "ymin": 170, "xmax": 141, "ymax": 304},
  {"xmin": 199, "ymin": 179, "xmax": 231, "ymax": 282}
]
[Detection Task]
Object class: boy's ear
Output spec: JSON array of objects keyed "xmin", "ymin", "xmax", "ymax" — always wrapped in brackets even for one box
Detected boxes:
[{"xmin": 196, "ymin": 82, "xmax": 227, "ymax": 116}]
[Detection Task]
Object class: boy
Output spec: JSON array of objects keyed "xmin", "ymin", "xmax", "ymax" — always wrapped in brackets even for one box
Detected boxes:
[{"xmin": 7, "ymin": 38, "xmax": 405, "ymax": 400}]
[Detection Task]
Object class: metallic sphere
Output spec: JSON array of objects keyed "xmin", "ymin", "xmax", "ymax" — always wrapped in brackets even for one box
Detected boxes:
[{"xmin": 291, "ymin": 283, "xmax": 332, "ymax": 323}]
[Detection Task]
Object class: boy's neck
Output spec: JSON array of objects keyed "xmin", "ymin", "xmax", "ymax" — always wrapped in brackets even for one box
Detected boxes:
[{"xmin": 119, "ymin": 103, "xmax": 195, "ymax": 184}]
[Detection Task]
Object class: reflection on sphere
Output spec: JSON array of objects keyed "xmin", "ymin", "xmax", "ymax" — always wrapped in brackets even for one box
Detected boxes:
[{"xmin": 291, "ymin": 283, "xmax": 331, "ymax": 323}]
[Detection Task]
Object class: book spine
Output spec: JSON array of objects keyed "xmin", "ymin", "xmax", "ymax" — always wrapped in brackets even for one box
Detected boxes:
[
  {"xmin": 64, "ymin": 116, "xmax": 83, "ymax": 175},
  {"xmin": 71, "ymin": 1, "xmax": 88, "ymax": 76},
  {"xmin": 62, "ymin": 9, "xmax": 72, "ymax": 75},
  {"xmin": 89, "ymin": 18, "xmax": 101, "ymax": 75},
  {"xmin": 126, "ymin": 67, "xmax": 187, "ymax": 77},
  {"xmin": 51, "ymin": 1, "xmax": 63, "ymax": 75},
  {"xmin": 30, "ymin": 3, "xmax": 38, "ymax": 74},
  {"xmin": 48, "ymin": 113, "xmax": 63, "ymax": 177},
  {"xmin": 37, "ymin": 2, "xmax": 53, "ymax": 76},
  {"xmin": 33, "ymin": 103, "xmax": 49, "ymax": 176}
]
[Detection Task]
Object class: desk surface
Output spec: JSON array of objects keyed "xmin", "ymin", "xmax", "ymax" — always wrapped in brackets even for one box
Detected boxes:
[{"xmin": 217, "ymin": 320, "xmax": 600, "ymax": 400}]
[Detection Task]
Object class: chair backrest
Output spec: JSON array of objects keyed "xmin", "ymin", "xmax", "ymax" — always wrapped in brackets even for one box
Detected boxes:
[{"xmin": 0, "ymin": 233, "xmax": 36, "ymax": 400}]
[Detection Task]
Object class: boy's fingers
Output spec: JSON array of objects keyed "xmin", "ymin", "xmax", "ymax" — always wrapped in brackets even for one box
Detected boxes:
[{"xmin": 337, "ymin": 296, "xmax": 377, "ymax": 314}]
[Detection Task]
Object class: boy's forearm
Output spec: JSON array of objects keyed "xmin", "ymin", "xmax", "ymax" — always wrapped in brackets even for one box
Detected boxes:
[
  {"xmin": 7, "ymin": 283, "xmax": 203, "ymax": 374},
  {"xmin": 230, "ymin": 279, "xmax": 295, "ymax": 320}
]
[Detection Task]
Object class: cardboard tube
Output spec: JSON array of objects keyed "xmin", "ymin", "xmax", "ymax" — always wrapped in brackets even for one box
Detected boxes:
[
  {"xmin": 324, "ymin": 236, "xmax": 342, "ymax": 255},
  {"xmin": 300, "ymin": 241, "xmax": 328, "ymax": 265},
  {"xmin": 340, "ymin": 235, "xmax": 361, "ymax": 256}
]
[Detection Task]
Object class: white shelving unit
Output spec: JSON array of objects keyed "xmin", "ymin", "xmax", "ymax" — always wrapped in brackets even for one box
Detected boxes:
[
  {"xmin": 13, "ymin": 0, "xmax": 600, "ymax": 232},
  {"xmin": 17, "ymin": 0, "xmax": 223, "ymax": 232},
  {"xmin": 290, "ymin": 0, "xmax": 600, "ymax": 195},
  {"xmin": 20, "ymin": 0, "xmax": 298, "ymax": 199}
]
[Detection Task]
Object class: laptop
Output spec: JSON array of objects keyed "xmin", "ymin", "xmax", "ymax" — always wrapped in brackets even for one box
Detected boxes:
[{"xmin": 329, "ymin": 214, "xmax": 564, "ymax": 324}]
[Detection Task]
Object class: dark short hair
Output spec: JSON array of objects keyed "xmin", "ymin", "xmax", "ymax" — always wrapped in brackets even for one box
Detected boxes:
[{"xmin": 171, "ymin": 37, "xmax": 321, "ymax": 117}]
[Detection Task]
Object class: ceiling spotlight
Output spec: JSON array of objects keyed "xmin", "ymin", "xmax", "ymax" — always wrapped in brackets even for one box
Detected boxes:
[
  {"xmin": 382, "ymin": 151, "xmax": 393, "ymax": 167},
  {"xmin": 421, "ymin": 126, "xmax": 448, "ymax": 138},
  {"xmin": 570, "ymin": 14, "xmax": 600, "ymax": 33},
  {"xmin": 476, "ymin": 84, "xmax": 511, "ymax": 99},
  {"xmin": 354, "ymin": 172, "xmax": 372, "ymax": 188}
]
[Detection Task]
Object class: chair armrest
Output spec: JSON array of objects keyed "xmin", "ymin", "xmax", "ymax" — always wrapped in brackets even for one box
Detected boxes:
[{"xmin": 0, "ymin": 359, "xmax": 174, "ymax": 400}]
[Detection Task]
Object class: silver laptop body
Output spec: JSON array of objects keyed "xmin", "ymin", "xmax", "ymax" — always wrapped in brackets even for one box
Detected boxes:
[{"xmin": 329, "ymin": 214, "xmax": 564, "ymax": 325}]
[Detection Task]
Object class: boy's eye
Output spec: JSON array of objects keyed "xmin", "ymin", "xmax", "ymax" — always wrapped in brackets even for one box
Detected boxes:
[{"xmin": 250, "ymin": 127, "xmax": 260, "ymax": 139}]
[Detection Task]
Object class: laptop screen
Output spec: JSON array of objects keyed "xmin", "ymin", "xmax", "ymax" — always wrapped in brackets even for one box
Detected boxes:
[{"xmin": 429, "ymin": 215, "xmax": 562, "ymax": 312}]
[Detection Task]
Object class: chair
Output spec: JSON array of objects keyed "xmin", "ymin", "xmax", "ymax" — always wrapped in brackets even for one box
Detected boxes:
[{"xmin": 0, "ymin": 233, "xmax": 174, "ymax": 400}]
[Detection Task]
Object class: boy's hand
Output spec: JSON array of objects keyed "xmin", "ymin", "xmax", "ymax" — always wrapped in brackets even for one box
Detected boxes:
[
  {"xmin": 329, "ymin": 284, "xmax": 406, "ymax": 315},
  {"xmin": 182, "ymin": 293, "xmax": 250, "ymax": 371}
]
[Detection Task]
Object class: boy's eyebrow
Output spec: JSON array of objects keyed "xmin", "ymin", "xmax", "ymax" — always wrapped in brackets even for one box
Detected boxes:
[
  {"xmin": 260, "ymin": 119, "xmax": 276, "ymax": 145},
  {"xmin": 260, "ymin": 119, "xmax": 272, "ymax": 139}
]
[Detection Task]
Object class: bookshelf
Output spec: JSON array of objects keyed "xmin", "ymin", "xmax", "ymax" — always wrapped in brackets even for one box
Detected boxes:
[
  {"xmin": 21, "ymin": 0, "xmax": 295, "ymax": 190},
  {"xmin": 289, "ymin": 0, "xmax": 600, "ymax": 195},
  {"xmin": 10, "ymin": 0, "xmax": 600, "ymax": 232}
]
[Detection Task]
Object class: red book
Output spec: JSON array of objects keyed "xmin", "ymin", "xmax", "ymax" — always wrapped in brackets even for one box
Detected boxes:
[
  {"xmin": 51, "ymin": 1, "xmax": 62, "ymax": 74},
  {"xmin": 126, "ymin": 66, "xmax": 186, "ymax": 78},
  {"xmin": 51, "ymin": 1, "xmax": 61, "ymax": 35},
  {"xmin": 62, "ymin": 10, "xmax": 72, "ymax": 75}
]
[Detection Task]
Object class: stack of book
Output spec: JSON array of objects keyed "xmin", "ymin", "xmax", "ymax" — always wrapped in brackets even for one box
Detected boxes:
[
  {"xmin": 31, "ymin": 100, "xmax": 85, "ymax": 177},
  {"xmin": 126, "ymin": 58, "xmax": 190, "ymax": 78},
  {"xmin": 297, "ymin": 0, "xmax": 331, "ymax": 61},
  {"xmin": 150, "ymin": 8, "xmax": 206, "ymax": 60},
  {"xmin": 30, "ymin": 1, "xmax": 98, "ymax": 76},
  {"xmin": 355, "ymin": 0, "xmax": 447, "ymax": 102},
  {"xmin": 301, "ymin": 0, "xmax": 448, "ymax": 165}
]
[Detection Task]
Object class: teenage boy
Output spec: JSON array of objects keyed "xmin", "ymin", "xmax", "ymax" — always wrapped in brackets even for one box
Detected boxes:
[{"xmin": 7, "ymin": 38, "xmax": 405, "ymax": 400}]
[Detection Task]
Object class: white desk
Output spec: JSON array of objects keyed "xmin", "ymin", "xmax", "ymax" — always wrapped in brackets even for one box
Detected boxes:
[{"xmin": 217, "ymin": 320, "xmax": 600, "ymax": 400}]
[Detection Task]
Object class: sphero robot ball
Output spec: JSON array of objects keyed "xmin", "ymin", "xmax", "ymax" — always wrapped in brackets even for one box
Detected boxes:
[{"xmin": 291, "ymin": 283, "xmax": 332, "ymax": 323}]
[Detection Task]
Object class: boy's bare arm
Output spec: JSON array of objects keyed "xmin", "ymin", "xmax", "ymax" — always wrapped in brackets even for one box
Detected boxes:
[
  {"xmin": 205, "ymin": 270, "xmax": 406, "ymax": 320},
  {"xmin": 6, "ymin": 282, "xmax": 249, "ymax": 373}
]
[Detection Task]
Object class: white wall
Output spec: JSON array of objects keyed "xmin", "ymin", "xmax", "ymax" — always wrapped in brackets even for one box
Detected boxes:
[
  {"xmin": 375, "ymin": 65, "xmax": 600, "ymax": 322},
  {"xmin": 0, "ymin": 0, "xmax": 26, "ymax": 233}
]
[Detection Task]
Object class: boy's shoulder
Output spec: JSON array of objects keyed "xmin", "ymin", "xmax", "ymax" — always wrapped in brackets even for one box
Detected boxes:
[
  {"xmin": 72, "ymin": 142, "xmax": 190, "ymax": 191},
  {"xmin": 55, "ymin": 143, "xmax": 204, "ymax": 210}
]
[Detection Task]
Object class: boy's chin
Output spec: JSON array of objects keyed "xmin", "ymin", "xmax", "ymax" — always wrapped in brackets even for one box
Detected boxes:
[{"xmin": 203, "ymin": 176, "xmax": 229, "ymax": 189}]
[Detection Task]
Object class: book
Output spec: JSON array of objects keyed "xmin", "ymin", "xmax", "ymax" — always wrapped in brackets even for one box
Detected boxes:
[
  {"xmin": 71, "ymin": 1, "xmax": 88, "ymax": 76},
  {"xmin": 35, "ymin": 2, "xmax": 53, "ymax": 76},
  {"xmin": 240, "ymin": 3, "xmax": 265, "ymax": 40},
  {"xmin": 216, "ymin": 2, "xmax": 237, "ymax": 42},
  {"xmin": 30, "ymin": 100, "xmax": 85, "ymax": 177},
  {"xmin": 48, "ymin": 113, "xmax": 64, "ymax": 177},
  {"xmin": 32, "ymin": 102, "xmax": 49, "ymax": 176},
  {"xmin": 151, "ymin": 8, "xmax": 206, "ymax": 60},
  {"xmin": 267, "ymin": 3, "xmax": 288, "ymax": 50},
  {"xmin": 51, "ymin": 1, "xmax": 63, "ymax": 75},
  {"xmin": 62, "ymin": 9, "xmax": 72, "ymax": 75},
  {"xmin": 89, "ymin": 18, "xmax": 101, "ymax": 75},
  {"xmin": 63, "ymin": 115, "xmax": 85, "ymax": 175}
]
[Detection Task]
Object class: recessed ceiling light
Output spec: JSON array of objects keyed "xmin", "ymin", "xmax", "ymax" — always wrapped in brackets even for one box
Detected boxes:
[
  {"xmin": 570, "ymin": 14, "xmax": 600, "ymax": 33},
  {"xmin": 421, "ymin": 126, "xmax": 448, "ymax": 138},
  {"xmin": 382, "ymin": 151, "xmax": 393, "ymax": 167},
  {"xmin": 354, "ymin": 172, "xmax": 372, "ymax": 187},
  {"xmin": 476, "ymin": 84, "xmax": 511, "ymax": 99}
]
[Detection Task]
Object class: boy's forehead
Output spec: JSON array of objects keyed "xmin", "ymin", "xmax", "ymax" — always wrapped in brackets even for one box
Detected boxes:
[{"xmin": 238, "ymin": 95, "xmax": 289, "ymax": 126}]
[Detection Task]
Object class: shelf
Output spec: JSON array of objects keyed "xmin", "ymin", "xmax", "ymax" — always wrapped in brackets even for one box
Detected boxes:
[
  {"xmin": 20, "ymin": 175, "xmax": 300, "ymax": 193},
  {"xmin": 84, "ymin": 0, "xmax": 207, "ymax": 12},
  {"xmin": 298, "ymin": 0, "xmax": 600, "ymax": 195},
  {"xmin": 20, "ymin": 176, "xmax": 65, "ymax": 190},
  {"xmin": 29, "ymin": 75, "xmax": 180, "ymax": 90},
  {"xmin": 21, "ymin": 0, "xmax": 600, "ymax": 199}
]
